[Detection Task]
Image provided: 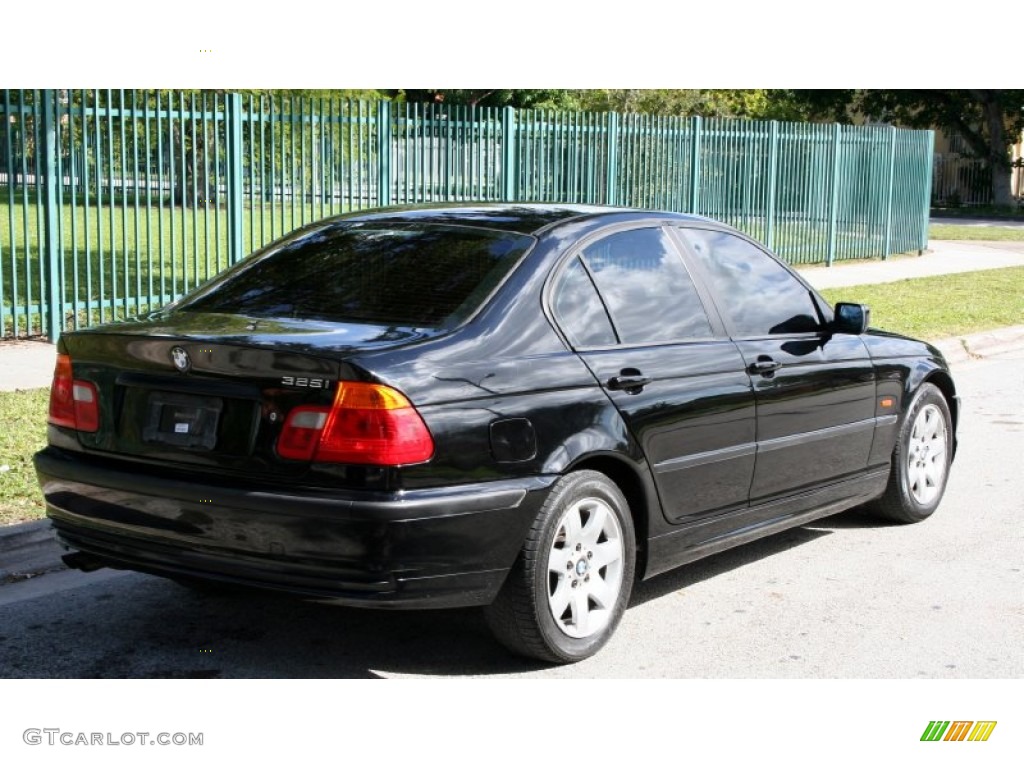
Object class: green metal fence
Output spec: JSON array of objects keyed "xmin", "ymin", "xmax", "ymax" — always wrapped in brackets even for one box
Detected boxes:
[{"xmin": 0, "ymin": 89, "xmax": 935, "ymax": 340}]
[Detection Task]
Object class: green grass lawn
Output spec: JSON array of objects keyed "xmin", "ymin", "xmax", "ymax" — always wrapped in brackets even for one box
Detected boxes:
[
  {"xmin": 2, "ymin": 265, "xmax": 1022, "ymax": 526},
  {"xmin": 929, "ymin": 224, "xmax": 1024, "ymax": 242},
  {"xmin": 0, "ymin": 388, "xmax": 49, "ymax": 525},
  {"xmin": 820, "ymin": 266, "xmax": 1024, "ymax": 339}
]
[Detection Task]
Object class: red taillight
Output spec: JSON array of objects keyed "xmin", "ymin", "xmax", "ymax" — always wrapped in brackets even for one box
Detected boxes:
[
  {"xmin": 48, "ymin": 354, "xmax": 100, "ymax": 433},
  {"xmin": 48, "ymin": 354, "xmax": 76, "ymax": 429},
  {"xmin": 277, "ymin": 382, "xmax": 434, "ymax": 465}
]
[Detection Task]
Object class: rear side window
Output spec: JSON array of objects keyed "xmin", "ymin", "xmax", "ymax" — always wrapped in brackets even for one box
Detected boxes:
[
  {"xmin": 178, "ymin": 223, "xmax": 534, "ymax": 328},
  {"xmin": 581, "ymin": 227, "xmax": 713, "ymax": 345},
  {"xmin": 679, "ymin": 228, "xmax": 821, "ymax": 337}
]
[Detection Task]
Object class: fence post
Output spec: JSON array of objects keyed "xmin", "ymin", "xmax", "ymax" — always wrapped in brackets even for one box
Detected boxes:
[
  {"xmin": 689, "ymin": 116, "xmax": 702, "ymax": 213},
  {"xmin": 766, "ymin": 120, "xmax": 779, "ymax": 250},
  {"xmin": 883, "ymin": 125, "xmax": 897, "ymax": 260},
  {"xmin": 376, "ymin": 100, "xmax": 392, "ymax": 207},
  {"xmin": 226, "ymin": 93, "xmax": 245, "ymax": 265},
  {"xmin": 502, "ymin": 106, "xmax": 517, "ymax": 201},
  {"xmin": 919, "ymin": 129, "xmax": 935, "ymax": 254},
  {"xmin": 605, "ymin": 112, "xmax": 619, "ymax": 205},
  {"xmin": 41, "ymin": 89, "xmax": 62, "ymax": 341},
  {"xmin": 826, "ymin": 122, "xmax": 842, "ymax": 266}
]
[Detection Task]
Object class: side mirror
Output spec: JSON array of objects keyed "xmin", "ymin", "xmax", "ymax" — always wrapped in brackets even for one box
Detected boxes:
[{"xmin": 833, "ymin": 302, "xmax": 870, "ymax": 335}]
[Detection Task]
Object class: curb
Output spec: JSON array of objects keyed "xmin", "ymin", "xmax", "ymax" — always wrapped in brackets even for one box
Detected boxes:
[
  {"xmin": 0, "ymin": 519, "xmax": 64, "ymax": 584},
  {"xmin": 931, "ymin": 325, "xmax": 1024, "ymax": 367}
]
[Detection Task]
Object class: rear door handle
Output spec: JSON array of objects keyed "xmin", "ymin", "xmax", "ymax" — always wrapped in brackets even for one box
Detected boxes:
[
  {"xmin": 748, "ymin": 356, "xmax": 782, "ymax": 376},
  {"xmin": 607, "ymin": 373, "xmax": 652, "ymax": 392}
]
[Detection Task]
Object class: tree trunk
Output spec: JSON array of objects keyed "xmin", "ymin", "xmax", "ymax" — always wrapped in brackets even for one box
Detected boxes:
[{"xmin": 976, "ymin": 90, "xmax": 1014, "ymax": 206}]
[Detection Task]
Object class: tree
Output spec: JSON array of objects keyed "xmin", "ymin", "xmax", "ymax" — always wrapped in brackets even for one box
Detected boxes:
[
  {"xmin": 573, "ymin": 89, "xmax": 801, "ymax": 120},
  {"xmin": 395, "ymin": 90, "xmax": 582, "ymax": 110},
  {"xmin": 395, "ymin": 89, "xmax": 805, "ymax": 119},
  {"xmin": 782, "ymin": 90, "xmax": 1024, "ymax": 206}
]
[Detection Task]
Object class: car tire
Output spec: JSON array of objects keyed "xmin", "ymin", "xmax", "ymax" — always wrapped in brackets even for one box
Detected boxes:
[
  {"xmin": 866, "ymin": 383, "xmax": 953, "ymax": 524},
  {"xmin": 484, "ymin": 470, "xmax": 636, "ymax": 664}
]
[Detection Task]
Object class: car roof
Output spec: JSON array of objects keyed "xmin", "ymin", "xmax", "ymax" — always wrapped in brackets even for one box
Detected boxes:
[{"xmin": 329, "ymin": 203, "xmax": 714, "ymax": 235}]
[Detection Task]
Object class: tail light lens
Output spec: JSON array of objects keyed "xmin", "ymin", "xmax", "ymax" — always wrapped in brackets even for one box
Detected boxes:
[
  {"xmin": 277, "ymin": 382, "xmax": 434, "ymax": 465},
  {"xmin": 48, "ymin": 354, "xmax": 100, "ymax": 433}
]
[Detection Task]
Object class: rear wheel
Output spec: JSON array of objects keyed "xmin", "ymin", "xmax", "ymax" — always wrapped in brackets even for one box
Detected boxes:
[
  {"xmin": 484, "ymin": 470, "xmax": 636, "ymax": 664},
  {"xmin": 867, "ymin": 383, "xmax": 953, "ymax": 524}
]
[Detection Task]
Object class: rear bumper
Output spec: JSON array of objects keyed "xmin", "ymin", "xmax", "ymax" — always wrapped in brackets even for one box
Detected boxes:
[{"xmin": 34, "ymin": 447, "xmax": 554, "ymax": 609}]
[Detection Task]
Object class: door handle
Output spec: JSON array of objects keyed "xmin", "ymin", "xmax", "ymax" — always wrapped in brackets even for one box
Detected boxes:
[
  {"xmin": 607, "ymin": 372, "xmax": 652, "ymax": 392},
  {"xmin": 748, "ymin": 357, "xmax": 782, "ymax": 376}
]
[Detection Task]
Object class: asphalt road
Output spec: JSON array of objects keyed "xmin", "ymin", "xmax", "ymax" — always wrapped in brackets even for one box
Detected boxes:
[{"xmin": 1, "ymin": 350, "xmax": 1021, "ymax": 679}]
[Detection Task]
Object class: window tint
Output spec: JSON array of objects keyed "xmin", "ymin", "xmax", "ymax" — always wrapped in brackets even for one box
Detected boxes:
[
  {"xmin": 551, "ymin": 257, "xmax": 617, "ymax": 348},
  {"xmin": 178, "ymin": 224, "xmax": 534, "ymax": 328},
  {"xmin": 581, "ymin": 228, "xmax": 713, "ymax": 344},
  {"xmin": 679, "ymin": 228, "xmax": 821, "ymax": 337}
]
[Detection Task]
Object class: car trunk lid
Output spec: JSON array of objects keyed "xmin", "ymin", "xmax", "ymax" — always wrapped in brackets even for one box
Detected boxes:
[{"xmin": 57, "ymin": 313, "xmax": 433, "ymax": 481}]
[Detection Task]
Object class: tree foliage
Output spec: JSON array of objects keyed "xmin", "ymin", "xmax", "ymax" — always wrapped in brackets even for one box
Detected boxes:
[
  {"xmin": 393, "ymin": 89, "xmax": 583, "ymax": 110},
  {"xmin": 395, "ymin": 89, "xmax": 808, "ymax": 119}
]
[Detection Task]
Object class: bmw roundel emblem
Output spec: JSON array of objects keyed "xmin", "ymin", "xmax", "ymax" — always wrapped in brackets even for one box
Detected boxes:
[{"xmin": 170, "ymin": 346, "xmax": 191, "ymax": 373}]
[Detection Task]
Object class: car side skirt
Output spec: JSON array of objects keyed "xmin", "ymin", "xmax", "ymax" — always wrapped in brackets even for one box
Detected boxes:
[{"xmin": 644, "ymin": 468, "xmax": 890, "ymax": 579}]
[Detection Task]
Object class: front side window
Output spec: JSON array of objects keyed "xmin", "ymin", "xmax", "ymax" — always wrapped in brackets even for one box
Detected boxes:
[
  {"xmin": 679, "ymin": 228, "xmax": 821, "ymax": 337},
  {"xmin": 580, "ymin": 228, "xmax": 713, "ymax": 345}
]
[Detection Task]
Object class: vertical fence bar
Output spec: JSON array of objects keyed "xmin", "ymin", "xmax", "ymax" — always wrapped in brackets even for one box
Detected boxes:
[
  {"xmin": 3, "ymin": 91, "xmax": 15, "ymax": 336},
  {"xmin": 919, "ymin": 129, "xmax": 935, "ymax": 253},
  {"xmin": 226, "ymin": 93, "xmax": 244, "ymax": 265},
  {"xmin": 188, "ymin": 91, "xmax": 197, "ymax": 293},
  {"xmin": 131, "ymin": 90, "xmax": 141, "ymax": 314},
  {"xmin": 377, "ymin": 100, "xmax": 392, "ymax": 207},
  {"xmin": 142, "ymin": 91, "xmax": 152, "ymax": 311},
  {"xmin": 826, "ymin": 123, "xmax": 841, "ymax": 267},
  {"xmin": 765, "ymin": 120, "xmax": 779, "ymax": 251},
  {"xmin": 258, "ymin": 96, "xmax": 266, "ymax": 244},
  {"xmin": 41, "ymin": 90, "xmax": 61, "ymax": 339},
  {"xmin": 502, "ymin": 106, "xmax": 516, "ymax": 201},
  {"xmin": 67, "ymin": 92, "xmax": 80, "ymax": 329},
  {"xmin": 247, "ymin": 94, "xmax": 255, "ymax": 251},
  {"xmin": 32, "ymin": 90, "xmax": 44, "ymax": 336},
  {"xmin": 213, "ymin": 92, "xmax": 222, "ymax": 272},
  {"xmin": 288, "ymin": 95, "xmax": 296, "ymax": 230},
  {"xmin": 604, "ymin": 112, "xmax": 618, "ymax": 206},
  {"xmin": 299, "ymin": 97, "xmax": 307, "ymax": 224},
  {"xmin": 117, "ymin": 89, "xmax": 128, "ymax": 317},
  {"xmin": 168, "ymin": 91, "xmax": 178, "ymax": 303},
  {"xmin": 689, "ymin": 116, "xmax": 702, "ymax": 213},
  {"xmin": 0, "ymin": 92, "xmax": 6, "ymax": 335},
  {"xmin": 156, "ymin": 90, "xmax": 164, "ymax": 308},
  {"xmin": 201, "ymin": 92, "xmax": 211, "ymax": 282},
  {"xmin": 269, "ymin": 96, "xmax": 277, "ymax": 240},
  {"xmin": 19, "ymin": 89, "xmax": 29, "ymax": 333}
]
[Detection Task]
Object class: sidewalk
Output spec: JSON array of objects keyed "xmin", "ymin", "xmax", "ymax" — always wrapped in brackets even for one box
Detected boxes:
[
  {"xmin": 1, "ymin": 339, "xmax": 56, "ymax": 392},
  {"xmin": 798, "ymin": 239, "xmax": 1024, "ymax": 289}
]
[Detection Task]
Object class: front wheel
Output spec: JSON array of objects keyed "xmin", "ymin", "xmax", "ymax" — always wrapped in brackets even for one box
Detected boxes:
[
  {"xmin": 484, "ymin": 470, "xmax": 636, "ymax": 664},
  {"xmin": 867, "ymin": 383, "xmax": 953, "ymax": 524}
]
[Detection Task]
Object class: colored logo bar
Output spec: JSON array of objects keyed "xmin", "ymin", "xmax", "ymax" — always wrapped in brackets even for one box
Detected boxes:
[{"xmin": 921, "ymin": 721, "xmax": 997, "ymax": 742}]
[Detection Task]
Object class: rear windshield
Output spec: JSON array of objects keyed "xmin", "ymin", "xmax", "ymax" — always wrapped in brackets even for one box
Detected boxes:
[{"xmin": 177, "ymin": 223, "xmax": 534, "ymax": 328}]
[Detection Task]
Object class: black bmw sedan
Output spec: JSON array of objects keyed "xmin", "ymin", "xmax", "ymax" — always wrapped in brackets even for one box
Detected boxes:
[{"xmin": 35, "ymin": 204, "xmax": 958, "ymax": 663}]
